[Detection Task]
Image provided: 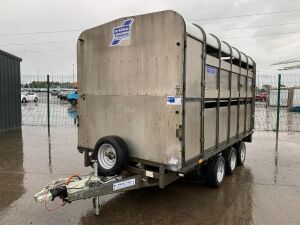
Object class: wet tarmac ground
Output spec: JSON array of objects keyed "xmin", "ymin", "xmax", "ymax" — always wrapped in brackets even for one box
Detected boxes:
[{"xmin": 0, "ymin": 126, "xmax": 300, "ymax": 225}]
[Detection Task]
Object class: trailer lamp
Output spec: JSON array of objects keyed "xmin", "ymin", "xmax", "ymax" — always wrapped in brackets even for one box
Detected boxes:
[
  {"xmin": 168, "ymin": 156, "xmax": 180, "ymax": 170},
  {"xmin": 145, "ymin": 170, "xmax": 154, "ymax": 178}
]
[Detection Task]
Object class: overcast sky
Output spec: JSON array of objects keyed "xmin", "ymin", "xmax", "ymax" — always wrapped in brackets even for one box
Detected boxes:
[{"xmin": 1, "ymin": 0, "xmax": 300, "ymax": 78}]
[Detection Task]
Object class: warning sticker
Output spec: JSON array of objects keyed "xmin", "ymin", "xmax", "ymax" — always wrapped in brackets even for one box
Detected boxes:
[
  {"xmin": 167, "ymin": 96, "xmax": 181, "ymax": 105},
  {"xmin": 110, "ymin": 18, "xmax": 134, "ymax": 46}
]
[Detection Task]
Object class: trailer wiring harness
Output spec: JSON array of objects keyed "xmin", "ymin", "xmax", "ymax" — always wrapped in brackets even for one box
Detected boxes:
[
  {"xmin": 35, "ymin": 169, "xmax": 120, "ymax": 212},
  {"xmin": 39, "ymin": 174, "xmax": 89, "ymax": 211}
]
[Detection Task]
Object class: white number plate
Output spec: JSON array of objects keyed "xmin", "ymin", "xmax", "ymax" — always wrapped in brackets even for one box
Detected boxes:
[{"xmin": 113, "ymin": 178, "xmax": 136, "ymax": 191}]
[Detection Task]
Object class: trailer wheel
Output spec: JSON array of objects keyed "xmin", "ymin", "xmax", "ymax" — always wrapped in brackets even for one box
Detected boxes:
[
  {"xmin": 206, "ymin": 156, "xmax": 226, "ymax": 188},
  {"xmin": 236, "ymin": 142, "xmax": 246, "ymax": 166},
  {"xmin": 224, "ymin": 147, "xmax": 237, "ymax": 175},
  {"xmin": 93, "ymin": 136, "xmax": 129, "ymax": 176}
]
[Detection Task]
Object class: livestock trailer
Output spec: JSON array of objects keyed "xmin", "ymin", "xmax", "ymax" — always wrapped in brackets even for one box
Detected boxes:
[{"xmin": 35, "ymin": 10, "xmax": 256, "ymax": 214}]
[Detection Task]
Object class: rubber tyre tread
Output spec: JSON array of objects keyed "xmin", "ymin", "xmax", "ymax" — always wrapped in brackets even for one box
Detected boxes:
[
  {"xmin": 236, "ymin": 141, "xmax": 246, "ymax": 166},
  {"xmin": 224, "ymin": 147, "xmax": 237, "ymax": 175},
  {"xmin": 206, "ymin": 156, "xmax": 226, "ymax": 188}
]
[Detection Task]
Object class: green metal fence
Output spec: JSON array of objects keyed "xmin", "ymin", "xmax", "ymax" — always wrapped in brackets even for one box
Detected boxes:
[
  {"xmin": 21, "ymin": 74, "xmax": 300, "ymax": 132},
  {"xmin": 255, "ymin": 74, "xmax": 300, "ymax": 132},
  {"xmin": 21, "ymin": 74, "xmax": 77, "ymax": 127}
]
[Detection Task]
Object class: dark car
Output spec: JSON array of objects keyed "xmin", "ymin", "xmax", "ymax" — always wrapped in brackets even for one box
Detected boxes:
[
  {"xmin": 58, "ymin": 90, "xmax": 70, "ymax": 100},
  {"xmin": 256, "ymin": 92, "xmax": 267, "ymax": 101}
]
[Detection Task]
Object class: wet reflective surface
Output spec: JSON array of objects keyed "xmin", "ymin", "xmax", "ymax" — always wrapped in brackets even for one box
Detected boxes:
[
  {"xmin": 21, "ymin": 92, "xmax": 77, "ymax": 126},
  {"xmin": 0, "ymin": 127, "xmax": 300, "ymax": 225}
]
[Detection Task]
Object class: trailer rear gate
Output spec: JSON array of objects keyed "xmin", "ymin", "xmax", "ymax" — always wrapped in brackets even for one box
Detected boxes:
[{"xmin": 77, "ymin": 10, "xmax": 255, "ymax": 173}]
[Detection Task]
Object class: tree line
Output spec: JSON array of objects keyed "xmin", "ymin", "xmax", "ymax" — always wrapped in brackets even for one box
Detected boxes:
[{"xmin": 21, "ymin": 81, "xmax": 75, "ymax": 89}]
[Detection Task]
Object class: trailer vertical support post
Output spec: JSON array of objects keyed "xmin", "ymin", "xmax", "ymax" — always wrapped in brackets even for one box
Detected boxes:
[
  {"xmin": 222, "ymin": 41, "xmax": 232, "ymax": 143},
  {"xmin": 209, "ymin": 34, "xmax": 221, "ymax": 149},
  {"xmin": 276, "ymin": 73, "xmax": 281, "ymax": 138},
  {"xmin": 234, "ymin": 47, "xmax": 242, "ymax": 137},
  {"xmin": 244, "ymin": 55, "xmax": 249, "ymax": 134},
  {"xmin": 192, "ymin": 23, "xmax": 206, "ymax": 159},
  {"xmin": 47, "ymin": 74, "xmax": 50, "ymax": 132},
  {"xmin": 93, "ymin": 161, "xmax": 100, "ymax": 215}
]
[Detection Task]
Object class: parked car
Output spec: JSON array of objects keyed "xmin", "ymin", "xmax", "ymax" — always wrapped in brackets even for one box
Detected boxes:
[
  {"xmin": 256, "ymin": 92, "xmax": 267, "ymax": 101},
  {"xmin": 21, "ymin": 92, "xmax": 38, "ymax": 103},
  {"xmin": 58, "ymin": 90, "xmax": 70, "ymax": 100},
  {"xmin": 51, "ymin": 90, "xmax": 60, "ymax": 96},
  {"xmin": 67, "ymin": 90, "xmax": 78, "ymax": 106}
]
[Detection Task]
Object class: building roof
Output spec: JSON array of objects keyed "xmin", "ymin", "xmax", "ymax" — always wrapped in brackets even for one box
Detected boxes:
[{"xmin": 0, "ymin": 49, "xmax": 22, "ymax": 61}]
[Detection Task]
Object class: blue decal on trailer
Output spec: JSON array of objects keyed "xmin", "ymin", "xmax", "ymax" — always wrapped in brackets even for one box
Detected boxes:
[
  {"xmin": 206, "ymin": 65, "xmax": 217, "ymax": 74},
  {"xmin": 167, "ymin": 96, "xmax": 181, "ymax": 105},
  {"xmin": 110, "ymin": 18, "xmax": 134, "ymax": 46},
  {"xmin": 167, "ymin": 96, "xmax": 175, "ymax": 103}
]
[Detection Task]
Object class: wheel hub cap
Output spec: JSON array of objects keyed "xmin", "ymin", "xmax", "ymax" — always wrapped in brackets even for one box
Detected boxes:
[
  {"xmin": 230, "ymin": 152, "xmax": 237, "ymax": 170},
  {"xmin": 217, "ymin": 161, "xmax": 225, "ymax": 182},
  {"xmin": 241, "ymin": 146, "xmax": 246, "ymax": 161}
]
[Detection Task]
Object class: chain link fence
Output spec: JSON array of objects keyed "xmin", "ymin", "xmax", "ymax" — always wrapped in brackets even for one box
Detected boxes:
[
  {"xmin": 21, "ymin": 74, "xmax": 300, "ymax": 132},
  {"xmin": 21, "ymin": 75, "xmax": 77, "ymax": 127},
  {"xmin": 255, "ymin": 74, "xmax": 300, "ymax": 132}
]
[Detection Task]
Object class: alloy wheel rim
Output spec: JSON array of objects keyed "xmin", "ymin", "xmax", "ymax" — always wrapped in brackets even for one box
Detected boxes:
[
  {"xmin": 230, "ymin": 151, "xmax": 237, "ymax": 170},
  {"xmin": 98, "ymin": 144, "xmax": 117, "ymax": 169},
  {"xmin": 240, "ymin": 145, "xmax": 246, "ymax": 162},
  {"xmin": 217, "ymin": 160, "xmax": 225, "ymax": 182}
]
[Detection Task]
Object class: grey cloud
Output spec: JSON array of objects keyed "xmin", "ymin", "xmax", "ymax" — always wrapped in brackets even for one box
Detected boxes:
[{"xmin": 1, "ymin": 0, "xmax": 300, "ymax": 75}]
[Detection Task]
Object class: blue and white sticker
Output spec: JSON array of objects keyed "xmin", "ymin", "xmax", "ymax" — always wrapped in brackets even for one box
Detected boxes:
[
  {"xmin": 206, "ymin": 65, "xmax": 217, "ymax": 75},
  {"xmin": 110, "ymin": 18, "xmax": 134, "ymax": 46},
  {"xmin": 113, "ymin": 178, "xmax": 135, "ymax": 191},
  {"xmin": 167, "ymin": 96, "xmax": 182, "ymax": 105}
]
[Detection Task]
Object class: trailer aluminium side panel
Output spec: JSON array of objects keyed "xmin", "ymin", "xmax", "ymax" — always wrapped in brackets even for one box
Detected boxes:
[{"xmin": 77, "ymin": 10, "xmax": 256, "ymax": 179}]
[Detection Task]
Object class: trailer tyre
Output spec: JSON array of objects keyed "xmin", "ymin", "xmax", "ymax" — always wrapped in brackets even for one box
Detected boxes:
[
  {"xmin": 224, "ymin": 147, "xmax": 237, "ymax": 175},
  {"xmin": 93, "ymin": 136, "xmax": 129, "ymax": 176},
  {"xmin": 206, "ymin": 156, "xmax": 226, "ymax": 188},
  {"xmin": 236, "ymin": 142, "xmax": 246, "ymax": 166}
]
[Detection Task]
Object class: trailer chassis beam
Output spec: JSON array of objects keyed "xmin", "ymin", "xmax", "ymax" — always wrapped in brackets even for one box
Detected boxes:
[{"xmin": 67, "ymin": 174, "xmax": 157, "ymax": 202}]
